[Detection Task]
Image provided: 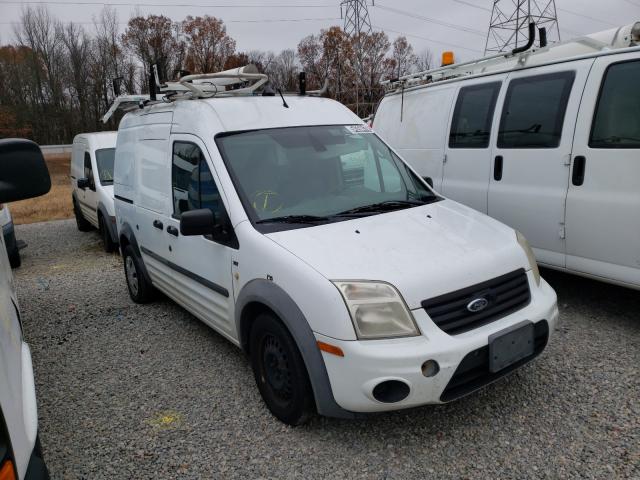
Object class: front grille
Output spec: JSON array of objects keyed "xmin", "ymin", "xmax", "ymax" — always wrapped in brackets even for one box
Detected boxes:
[
  {"xmin": 440, "ymin": 320, "xmax": 549, "ymax": 402},
  {"xmin": 421, "ymin": 268, "xmax": 531, "ymax": 335}
]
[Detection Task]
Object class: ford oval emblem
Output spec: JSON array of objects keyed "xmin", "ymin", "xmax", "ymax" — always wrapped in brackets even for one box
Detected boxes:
[{"xmin": 467, "ymin": 297, "xmax": 489, "ymax": 313}]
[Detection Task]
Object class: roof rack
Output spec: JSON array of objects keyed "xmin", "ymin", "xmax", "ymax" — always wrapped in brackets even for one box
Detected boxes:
[
  {"xmin": 102, "ymin": 65, "xmax": 330, "ymax": 123},
  {"xmin": 382, "ymin": 21, "xmax": 640, "ymax": 93},
  {"xmin": 102, "ymin": 64, "xmax": 268, "ymax": 123}
]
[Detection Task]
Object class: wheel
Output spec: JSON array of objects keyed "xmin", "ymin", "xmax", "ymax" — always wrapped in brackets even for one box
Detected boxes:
[
  {"xmin": 73, "ymin": 198, "xmax": 92, "ymax": 232},
  {"xmin": 122, "ymin": 244, "xmax": 155, "ymax": 303},
  {"xmin": 8, "ymin": 246, "xmax": 21, "ymax": 269},
  {"xmin": 99, "ymin": 215, "xmax": 117, "ymax": 253},
  {"xmin": 249, "ymin": 313, "xmax": 315, "ymax": 425}
]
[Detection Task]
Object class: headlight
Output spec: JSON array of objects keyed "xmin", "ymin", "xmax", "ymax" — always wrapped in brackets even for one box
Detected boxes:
[
  {"xmin": 516, "ymin": 231, "xmax": 540, "ymax": 286},
  {"xmin": 333, "ymin": 281, "xmax": 419, "ymax": 339}
]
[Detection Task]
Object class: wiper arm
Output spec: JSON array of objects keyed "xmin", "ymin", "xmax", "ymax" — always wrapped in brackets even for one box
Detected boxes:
[
  {"xmin": 335, "ymin": 200, "xmax": 426, "ymax": 217},
  {"xmin": 256, "ymin": 215, "xmax": 330, "ymax": 225}
]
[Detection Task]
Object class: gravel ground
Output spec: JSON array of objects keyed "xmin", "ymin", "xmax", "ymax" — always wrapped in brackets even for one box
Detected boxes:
[{"xmin": 13, "ymin": 219, "xmax": 640, "ymax": 479}]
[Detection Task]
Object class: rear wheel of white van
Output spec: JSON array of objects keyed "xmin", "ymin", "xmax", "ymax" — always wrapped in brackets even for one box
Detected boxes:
[
  {"xmin": 249, "ymin": 313, "xmax": 315, "ymax": 426},
  {"xmin": 123, "ymin": 245, "xmax": 155, "ymax": 303},
  {"xmin": 73, "ymin": 198, "xmax": 92, "ymax": 232}
]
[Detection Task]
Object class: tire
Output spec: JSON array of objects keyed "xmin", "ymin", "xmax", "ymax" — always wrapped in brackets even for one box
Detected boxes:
[
  {"xmin": 8, "ymin": 246, "xmax": 21, "ymax": 269},
  {"xmin": 122, "ymin": 244, "xmax": 155, "ymax": 303},
  {"xmin": 73, "ymin": 198, "xmax": 92, "ymax": 232},
  {"xmin": 249, "ymin": 313, "xmax": 315, "ymax": 426},
  {"xmin": 99, "ymin": 215, "xmax": 117, "ymax": 253}
]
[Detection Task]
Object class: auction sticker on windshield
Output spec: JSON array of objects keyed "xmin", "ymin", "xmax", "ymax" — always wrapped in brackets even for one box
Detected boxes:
[{"xmin": 345, "ymin": 125, "xmax": 373, "ymax": 134}]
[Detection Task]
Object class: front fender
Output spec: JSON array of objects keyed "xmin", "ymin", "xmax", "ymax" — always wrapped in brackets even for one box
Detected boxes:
[{"xmin": 235, "ymin": 279, "xmax": 356, "ymax": 419}]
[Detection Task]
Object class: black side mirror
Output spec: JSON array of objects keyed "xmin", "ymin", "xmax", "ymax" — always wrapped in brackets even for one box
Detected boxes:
[
  {"xmin": 423, "ymin": 176, "xmax": 434, "ymax": 188},
  {"xmin": 180, "ymin": 208, "xmax": 215, "ymax": 236},
  {"xmin": 77, "ymin": 178, "xmax": 90, "ymax": 189},
  {"xmin": 0, "ymin": 139, "xmax": 51, "ymax": 203}
]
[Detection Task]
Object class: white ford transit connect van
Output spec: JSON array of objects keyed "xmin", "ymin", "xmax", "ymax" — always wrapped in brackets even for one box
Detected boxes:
[
  {"xmin": 70, "ymin": 132, "xmax": 118, "ymax": 252},
  {"xmin": 0, "ymin": 139, "xmax": 51, "ymax": 479},
  {"xmin": 112, "ymin": 69, "xmax": 558, "ymax": 425},
  {"xmin": 374, "ymin": 23, "xmax": 640, "ymax": 290}
]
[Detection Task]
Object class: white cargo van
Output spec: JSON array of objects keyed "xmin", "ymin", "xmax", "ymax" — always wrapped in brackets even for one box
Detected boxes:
[
  {"xmin": 110, "ymin": 68, "xmax": 558, "ymax": 425},
  {"xmin": 374, "ymin": 22, "xmax": 640, "ymax": 290},
  {"xmin": 70, "ymin": 132, "xmax": 118, "ymax": 252},
  {"xmin": 0, "ymin": 139, "xmax": 51, "ymax": 479}
]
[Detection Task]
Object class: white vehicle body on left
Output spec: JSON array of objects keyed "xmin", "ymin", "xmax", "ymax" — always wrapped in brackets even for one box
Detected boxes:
[
  {"xmin": 0, "ymin": 204, "xmax": 21, "ymax": 268},
  {"xmin": 0, "ymin": 139, "xmax": 50, "ymax": 479},
  {"xmin": 70, "ymin": 132, "xmax": 118, "ymax": 252}
]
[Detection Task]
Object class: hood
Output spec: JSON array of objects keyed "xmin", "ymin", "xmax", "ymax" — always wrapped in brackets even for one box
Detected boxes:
[{"xmin": 267, "ymin": 200, "xmax": 528, "ymax": 309}]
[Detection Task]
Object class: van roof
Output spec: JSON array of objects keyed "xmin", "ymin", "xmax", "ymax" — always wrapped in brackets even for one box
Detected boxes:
[
  {"xmin": 126, "ymin": 96, "xmax": 362, "ymax": 134},
  {"xmin": 73, "ymin": 131, "xmax": 117, "ymax": 150},
  {"xmin": 383, "ymin": 22, "xmax": 640, "ymax": 97}
]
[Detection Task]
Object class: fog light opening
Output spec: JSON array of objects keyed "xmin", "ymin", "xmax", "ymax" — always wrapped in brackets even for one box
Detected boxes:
[
  {"xmin": 421, "ymin": 359, "xmax": 440, "ymax": 378},
  {"xmin": 372, "ymin": 380, "xmax": 410, "ymax": 403}
]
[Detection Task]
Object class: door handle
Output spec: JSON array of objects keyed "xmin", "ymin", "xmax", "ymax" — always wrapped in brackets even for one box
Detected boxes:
[
  {"xmin": 494, "ymin": 155, "xmax": 503, "ymax": 181},
  {"xmin": 572, "ymin": 156, "xmax": 586, "ymax": 186},
  {"xmin": 153, "ymin": 220, "xmax": 163, "ymax": 230},
  {"xmin": 167, "ymin": 225, "xmax": 179, "ymax": 237}
]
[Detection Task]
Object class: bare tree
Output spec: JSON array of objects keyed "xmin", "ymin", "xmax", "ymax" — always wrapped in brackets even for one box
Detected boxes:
[
  {"xmin": 182, "ymin": 16, "xmax": 235, "ymax": 73},
  {"xmin": 414, "ymin": 49, "xmax": 434, "ymax": 73},
  {"xmin": 389, "ymin": 36, "xmax": 417, "ymax": 79}
]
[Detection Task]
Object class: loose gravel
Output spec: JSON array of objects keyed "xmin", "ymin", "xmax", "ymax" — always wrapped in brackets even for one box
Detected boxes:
[{"xmin": 13, "ymin": 219, "xmax": 640, "ymax": 479}]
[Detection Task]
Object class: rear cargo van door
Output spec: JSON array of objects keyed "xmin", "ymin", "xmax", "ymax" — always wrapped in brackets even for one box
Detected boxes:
[
  {"xmin": 442, "ymin": 75, "xmax": 506, "ymax": 213},
  {"xmin": 488, "ymin": 59, "xmax": 593, "ymax": 268},
  {"xmin": 565, "ymin": 53, "xmax": 640, "ymax": 287}
]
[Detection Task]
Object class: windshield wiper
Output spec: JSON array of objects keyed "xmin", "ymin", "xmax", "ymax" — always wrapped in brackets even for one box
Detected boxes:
[
  {"xmin": 256, "ymin": 215, "xmax": 331, "ymax": 225},
  {"xmin": 334, "ymin": 200, "xmax": 427, "ymax": 217}
]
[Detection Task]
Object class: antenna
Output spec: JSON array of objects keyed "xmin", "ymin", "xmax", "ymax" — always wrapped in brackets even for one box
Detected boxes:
[{"xmin": 485, "ymin": 0, "xmax": 560, "ymax": 54}]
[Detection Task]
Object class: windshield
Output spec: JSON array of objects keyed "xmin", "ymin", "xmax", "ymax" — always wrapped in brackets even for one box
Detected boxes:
[
  {"xmin": 95, "ymin": 148, "xmax": 115, "ymax": 185},
  {"xmin": 216, "ymin": 125, "xmax": 439, "ymax": 229}
]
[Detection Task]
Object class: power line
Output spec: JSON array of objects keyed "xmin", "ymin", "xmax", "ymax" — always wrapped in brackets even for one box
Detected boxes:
[
  {"xmin": 373, "ymin": 3, "xmax": 486, "ymax": 37},
  {"xmin": 373, "ymin": 24, "xmax": 483, "ymax": 54},
  {"xmin": 452, "ymin": 0, "xmax": 491, "ymax": 12},
  {"xmin": 0, "ymin": 17, "xmax": 342, "ymax": 25},
  {"xmin": 0, "ymin": 1, "xmax": 336, "ymax": 7},
  {"xmin": 556, "ymin": 7, "xmax": 619, "ymax": 28}
]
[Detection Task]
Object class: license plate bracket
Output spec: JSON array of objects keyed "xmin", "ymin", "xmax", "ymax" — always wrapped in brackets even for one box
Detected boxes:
[{"xmin": 488, "ymin": 321, "xmax": 534, "ymax": 373}]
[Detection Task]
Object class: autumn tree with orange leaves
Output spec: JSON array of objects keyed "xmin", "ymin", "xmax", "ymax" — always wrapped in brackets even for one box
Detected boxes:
[{"xmin": 183, "ymin": 16, "xmax": 236, "ymax": 74}]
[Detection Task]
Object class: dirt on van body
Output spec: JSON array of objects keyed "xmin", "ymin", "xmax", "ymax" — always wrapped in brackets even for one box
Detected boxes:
[{"xmin": 13, "ymin": 219, "xmax": 640, "ymax": 479}]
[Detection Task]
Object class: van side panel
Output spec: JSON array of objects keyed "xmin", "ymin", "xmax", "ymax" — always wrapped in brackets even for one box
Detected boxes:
[
  {"xmin": 374, "ymin": 86, "xmax": 456, "ymax": 191},
  {"xmin": 70, "ymin": 138, "xmax": 86, "ymax": 182}
]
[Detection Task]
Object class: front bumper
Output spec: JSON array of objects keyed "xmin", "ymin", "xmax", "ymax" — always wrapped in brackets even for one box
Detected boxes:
[{"xmin": 317, "ymin": 272, "xmax": 559, "ymax": 413}]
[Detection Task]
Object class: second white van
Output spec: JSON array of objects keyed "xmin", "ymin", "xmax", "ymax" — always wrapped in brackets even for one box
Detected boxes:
[
  {"xmin": 70, "ymin": 132, "xmax": 118, "ymax": 252},
  {"xmin": 374, "ymin": 22, "xmax": 640, "ymax": 290}
]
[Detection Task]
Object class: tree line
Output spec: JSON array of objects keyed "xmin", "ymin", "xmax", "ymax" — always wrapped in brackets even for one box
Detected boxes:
[{"xmin": 0, "ymin": 6, "xmax": 434, "ymax": 145}]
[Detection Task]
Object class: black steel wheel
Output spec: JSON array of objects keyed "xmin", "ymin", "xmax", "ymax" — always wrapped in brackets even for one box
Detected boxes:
[{"xmin": 249, "ymin": 313, "xmax": 315, "ymax": 425}]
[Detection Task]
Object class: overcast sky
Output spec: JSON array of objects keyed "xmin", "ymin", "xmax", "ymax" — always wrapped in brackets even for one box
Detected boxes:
[{"xmin": 1, "ymin": 0, "xmax": 638, "ymax": 60}]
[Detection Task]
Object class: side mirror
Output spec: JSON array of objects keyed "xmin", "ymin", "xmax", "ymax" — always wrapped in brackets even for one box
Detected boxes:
[
  {"xmin": 423, "ymin": 176, "xmax": 434, "ymax": 188},
  {"xmin": 180, "ymin": 208, "xmax": 215, "ymax": 236},
  {"xmin": 77, "ymin": 177, "xmax": 90, "ymax": 190},
  {"xmin": 0, "ymin": 139, "xmax": 51, "ymax": 203}
]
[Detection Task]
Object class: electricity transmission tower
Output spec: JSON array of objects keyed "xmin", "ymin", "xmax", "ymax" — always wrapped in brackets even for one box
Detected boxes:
[
  {"xmin": 485, "ymin": 0, "xmax": 560, "ymax": 54},
  {"xmin": 340, "ymin": 0, "xmax": 373, "ymax": 37}
]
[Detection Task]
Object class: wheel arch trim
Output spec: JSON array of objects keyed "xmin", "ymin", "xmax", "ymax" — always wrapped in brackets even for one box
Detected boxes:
[{"xmin": 235, "ymin": 279, "xmax": 356, "ymax": 419}]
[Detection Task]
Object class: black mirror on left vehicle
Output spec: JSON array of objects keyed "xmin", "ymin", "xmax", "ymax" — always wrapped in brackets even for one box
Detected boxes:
[
  {"xmin": 0, "ymin": 139, "xmax": 51, "ymax": 203},
  {"xmin": 77, "ymin": 177, "xmax": 90, "ymax": 189}
]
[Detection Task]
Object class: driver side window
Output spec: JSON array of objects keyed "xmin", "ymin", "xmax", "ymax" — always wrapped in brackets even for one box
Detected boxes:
[
  {"xmin": 83, "ymin": 152, "xmax": 95, "ymax": 190},
  {"xmin": 172, "ymin": 142, "xmax": 222, "ymax": 219}
]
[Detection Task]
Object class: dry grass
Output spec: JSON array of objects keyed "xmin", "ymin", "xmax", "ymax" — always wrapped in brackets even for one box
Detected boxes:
[{"xmin": 10, "ymin": 153, "xmax": 74, "ymax": 225}]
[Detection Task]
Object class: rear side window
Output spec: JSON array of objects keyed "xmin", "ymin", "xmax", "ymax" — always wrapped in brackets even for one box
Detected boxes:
[
  {"xmin": 172, "ymin": 142, "xmax": 221, "ymax": 217},
  {"xmin": 498, "ymin": 71, "xmax": 575, "ymax": 148},
  {"xmin": 449, "ymin": 82, "xmax": 501, "ymax": 148},
  {"xmin": 590, "ymin": 60, "xmax": 640, "ymax": 149}
]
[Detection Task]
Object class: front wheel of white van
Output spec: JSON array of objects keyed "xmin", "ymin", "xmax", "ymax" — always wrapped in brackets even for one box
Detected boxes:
[
  {"xmin": 123, "ymin": 245, "xmax": 155, "ymax": 304},
  {"xmin": 249, "ymin": 313, "xmax": 315, "ymax": 426}
]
